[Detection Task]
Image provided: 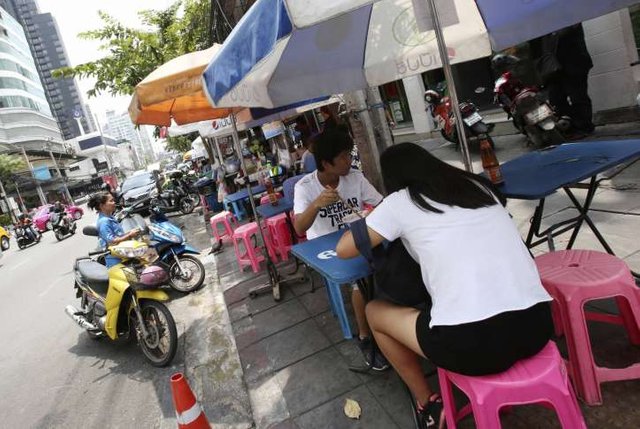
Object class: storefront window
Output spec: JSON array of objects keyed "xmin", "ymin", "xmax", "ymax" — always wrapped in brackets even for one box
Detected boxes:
[{"xmin": 379, "ymin": 80, "xmax": 412, "ymax": 124}]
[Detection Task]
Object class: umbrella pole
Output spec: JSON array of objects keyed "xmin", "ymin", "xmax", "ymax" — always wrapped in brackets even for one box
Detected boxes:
[
  {"xmin": 421, "ymin": 0, "xmax": 474, "ymax": 172},
  {"xmin": 230, "ymin": 114, "xmax": 282, "ymax": 300}
]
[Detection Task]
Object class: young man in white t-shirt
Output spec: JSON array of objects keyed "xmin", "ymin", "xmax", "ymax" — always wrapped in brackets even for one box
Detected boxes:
[{"xmin": 293, "ymin": 128, "xmax": 388, "ymax": 370}]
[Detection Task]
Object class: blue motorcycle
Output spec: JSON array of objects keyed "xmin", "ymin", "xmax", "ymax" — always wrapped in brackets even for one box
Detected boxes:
[{"xmin": 119, "ymin": 201, "xmax": 206, "ymax": 293}]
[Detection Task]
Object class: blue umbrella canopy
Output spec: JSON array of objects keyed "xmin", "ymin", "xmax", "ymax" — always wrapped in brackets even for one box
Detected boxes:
[{"xmin": 203, "ymin": 0, "xmax": 638, "ymax": 109}]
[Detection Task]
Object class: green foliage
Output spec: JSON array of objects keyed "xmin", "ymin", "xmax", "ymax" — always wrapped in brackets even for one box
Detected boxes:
[
  {"xmin": 164, "ymin": 133, "xmax": 198, "ymax": 153},
  {"xmin": 0, "ymin": 214, "xmax": 11, "ymax": 227},
  {"xmin": 0, "ymin": 154, "xmax": 25, "ymax": 180},
  {"xmin": 51, "ymin": 0, "xmax": 213, "ymax": 98}
]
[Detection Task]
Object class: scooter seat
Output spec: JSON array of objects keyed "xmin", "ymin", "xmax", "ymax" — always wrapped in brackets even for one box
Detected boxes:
[{"xmin": 76, "ymin": 260, "xmax": 109, "ymax": 293}]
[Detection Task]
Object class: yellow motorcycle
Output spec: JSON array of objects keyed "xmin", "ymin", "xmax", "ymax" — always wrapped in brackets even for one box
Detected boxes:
[{"xmin": 65, "ymin": 226, "xmax": 178, "ymax": 367}]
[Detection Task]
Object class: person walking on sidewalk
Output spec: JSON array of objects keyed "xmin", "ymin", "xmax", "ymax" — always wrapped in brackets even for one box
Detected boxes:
[{"xmin": 293, "ymin": 128, "xmax": 390, "ymax": 371}]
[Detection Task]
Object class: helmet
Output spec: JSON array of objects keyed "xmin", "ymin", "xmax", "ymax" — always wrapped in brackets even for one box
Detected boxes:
[
  {"xmin": 139, "ymin": 265, "xmax": 168, "ymax": 287},
  {"xmin": 491, "ymin": 54, "xmax": 519, "ymax": 73},
  {"xmin": 423, "ymin": 90, "xmax": 441, "ymax": 105}
]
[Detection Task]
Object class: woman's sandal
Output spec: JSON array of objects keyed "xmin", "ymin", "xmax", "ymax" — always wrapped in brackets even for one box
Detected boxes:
[{"xmin": 418, "ymin": 393, "xmax": 446, "ymax": 429}]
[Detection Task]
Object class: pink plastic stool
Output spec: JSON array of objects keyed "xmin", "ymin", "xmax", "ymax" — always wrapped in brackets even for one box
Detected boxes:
[
  {"xmin": 232, "ymin": 222, "xmax": 265, "ymax": 273},
  {"xmin": 260, "ymin": 222, "xmax": 280, "ymax": 263},
  {"xmin": 438, "ymin": 341, "xmax": 586, "ymax": 429},
  {"xmin": 535, "ymin": 249, "xmax": 640, "ymax": 405},
  {"xmin": 266, "ymin": 213, "xmax": 292, "ymax": 261},
  {"xmin": 210, "ymin": 211, "xmax": 237, "ymax": 243},
  {"xmin": 259, "ymin": 192, "xmax": 282, "ymax": 205}
]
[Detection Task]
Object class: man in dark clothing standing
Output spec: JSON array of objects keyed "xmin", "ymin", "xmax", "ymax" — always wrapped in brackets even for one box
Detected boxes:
[{"xmin": 536, "ymin": 24, "xmax": 595, "ymax": 137}]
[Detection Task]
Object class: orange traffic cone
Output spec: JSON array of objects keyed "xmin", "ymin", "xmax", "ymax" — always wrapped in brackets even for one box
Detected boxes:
[{"xmin": 170, "ymin": 373, "xmax": 211, "ymax": 429}]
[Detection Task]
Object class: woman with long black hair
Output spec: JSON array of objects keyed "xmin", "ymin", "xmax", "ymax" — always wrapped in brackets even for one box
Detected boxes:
[{"xmin": 336, "ymin": 143, "xmax": 553, "ymax": 428}]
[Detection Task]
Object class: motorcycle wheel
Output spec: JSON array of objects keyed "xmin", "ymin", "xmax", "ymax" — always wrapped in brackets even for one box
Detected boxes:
[
  {"xmin": 1, "ymin": 236, "xmax": 9, "ymax": 250},
  {"xmin": 440, "ymin": 129, "xmax": 458, "ymax": 144},
  {"xmin": 545, "ymin": 129, "xmax": 565, "ymax": 146},
  {"xmin": 54, "ymin": 230, "xmax": 64, "ymax": 241},
  {"xmin": 168, "ymin": 254, "xmax": 205, "ymax": 293},
  {"xmin": 179, "ymin": 198, "xmax": 195, "ymax": 215},
  {"xmin": 135, "ymin": 300, "xmax": 178, "ymax": 367},
  {"xmin": 17, "ymin": 240, "xmax": 25, "ymax": 250},
  {"xmin": 189, "ymin": 193, "xmax": 201, "ymax": 207}
]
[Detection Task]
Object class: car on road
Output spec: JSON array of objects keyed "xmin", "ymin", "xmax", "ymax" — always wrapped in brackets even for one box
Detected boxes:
[
  {"xmin": 119, "ymin": 171, "xmax": 158, "ymax": 213},
  {"xmin": 32, "ymin": 204, "xmax": 84, "ymax": 232},
  {"xmin": 0, "ymin": 225, "xmax": 10, "ymax": 250}
]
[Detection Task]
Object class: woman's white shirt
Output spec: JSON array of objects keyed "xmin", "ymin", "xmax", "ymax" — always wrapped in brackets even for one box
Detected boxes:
[{"xmin": 365, "ymin": 188, "xmax": 551, "ymax": 328}]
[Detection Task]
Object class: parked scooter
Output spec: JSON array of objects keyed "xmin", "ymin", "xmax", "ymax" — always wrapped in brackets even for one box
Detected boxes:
[
  {"xmin": 491, "ymin": 54, "xmax": 568, "ymax": 147},
  {"xmin": 65, "ymin": 226, "xmax": 178, "ymax": 367},
  {"xmin": 424, "ymin": 82, "xmax": 495, "ymax": 149},
  {"xmin": 14, "ymin": 224, "xmax": 41, "ymax": 249},
  {"xmin": 51, "ymin": 211, "xmax": 77, "ymax": 241},
  {"xmin": 118, "ymin": 201, "xmax": 205, "ymax": 293}
]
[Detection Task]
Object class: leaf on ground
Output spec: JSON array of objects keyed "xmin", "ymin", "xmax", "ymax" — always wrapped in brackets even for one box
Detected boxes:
[{"xmin": 344, "ymin": 398, "xmax": 361, "ymax": 420}]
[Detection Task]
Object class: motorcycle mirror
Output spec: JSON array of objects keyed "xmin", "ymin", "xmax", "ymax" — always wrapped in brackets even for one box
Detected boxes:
[
  {"xmin": 83, "ymin": 225, "xmax": 99, "ymax": 237},
  {"xmin": 475, "ymin": 87, "xmax": 486, "ymax": 94}
]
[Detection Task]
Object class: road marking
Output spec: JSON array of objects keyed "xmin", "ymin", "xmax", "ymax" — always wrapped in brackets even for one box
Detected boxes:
[
  {"xmin": 38, "ymin": 276, "xmax": 67, "ymax": 298},
  {"xmin": 10, "ymin": 259, "xmax": 29, "ymax": 271}
]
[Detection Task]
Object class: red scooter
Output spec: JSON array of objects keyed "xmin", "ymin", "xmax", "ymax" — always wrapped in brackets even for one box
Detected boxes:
[
  {"xmin": 424, "ymin": 83, "xmax": 495, "ymax": 149},
  {"xmin": 491, "ymin": 54, "xmax": 568, "ymax": 147}
]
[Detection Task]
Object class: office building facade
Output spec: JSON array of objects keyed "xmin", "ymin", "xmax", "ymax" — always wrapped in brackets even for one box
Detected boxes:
[{"xmin": 9, "ymin": 0, "xmax": 93, "ymax": 140}]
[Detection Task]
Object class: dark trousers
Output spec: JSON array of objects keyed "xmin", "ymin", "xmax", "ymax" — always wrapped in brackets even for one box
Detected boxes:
[{"xmin": 547, "ymin": 72, "xmax": 594, "ymax": 133}]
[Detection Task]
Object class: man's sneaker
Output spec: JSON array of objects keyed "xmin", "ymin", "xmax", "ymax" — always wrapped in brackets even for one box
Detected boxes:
[
  {"xmin": 417, "ymin": 394, "xmax": 444, "ymax": 429},
  {"xmin": 356, "ymin": 337, "xmax": 390, "ymax": 371}
]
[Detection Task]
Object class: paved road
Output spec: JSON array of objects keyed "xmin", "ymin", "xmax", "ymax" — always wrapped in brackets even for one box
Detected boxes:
[{"xmin": 0, "ymin": 211, "xmax": 183, "ymax": 428}]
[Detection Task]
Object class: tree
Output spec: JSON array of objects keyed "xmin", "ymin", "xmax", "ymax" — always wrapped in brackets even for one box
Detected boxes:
[
  {"xmin": 52, "ymin": 0, "xmax": 213, "ymax": 98},
  {"xmin": 0, "ymin": 154, "xmax": 25, "ymax": 181},
  {"xmin": 164, "ymin": 133, "xmax": 198, "ymax": 153}
]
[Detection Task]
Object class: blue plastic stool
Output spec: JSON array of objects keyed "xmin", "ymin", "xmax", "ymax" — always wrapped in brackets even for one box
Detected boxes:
[{"xmin": 224, "ymin": 197, "xmax": 248, "ymax": 221}]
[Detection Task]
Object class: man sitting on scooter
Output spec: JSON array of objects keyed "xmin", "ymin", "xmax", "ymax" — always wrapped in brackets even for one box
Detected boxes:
[
  {"xmin": 18, "ymin": 213, "xmax": 37, "ymax": 241},
  {"xmin": 88, "ymin": 193, "xmax": 141, "ymax": 267}
]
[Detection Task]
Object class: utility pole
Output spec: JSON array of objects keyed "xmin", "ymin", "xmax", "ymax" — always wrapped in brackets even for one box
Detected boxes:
[
  {"xmin": 46, "ymin": 145, "xmax": 73, "ymax": 203},
  {"xmin": 21, "ymin": 146, "xmax": 47, "ymax": 205}
]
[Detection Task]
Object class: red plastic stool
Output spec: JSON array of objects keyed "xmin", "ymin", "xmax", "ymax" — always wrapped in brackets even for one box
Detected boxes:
[
  {"xmin": 210, "ymin": 211, "xmax": 237, "ymax": 243},
  {"xmin": 438, "ymin": 341, "xmax": 586, "ymax": 429},
  {"xmin": 259, "ymin": 192, "xmax": 282, "ymax": 205},
  {"xmin": 266, "ymin": 213, "xmax": 292, "ymax": 261},
  {"xmin": 535, "ymin": 249, "xmax": 640, "ymax": 405},
  {"xmin": 232, "ymin": 222, "xmax": 265, "ymax": 273}
]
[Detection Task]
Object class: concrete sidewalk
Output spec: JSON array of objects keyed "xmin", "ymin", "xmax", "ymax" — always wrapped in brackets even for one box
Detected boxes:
[{"xmin": 203, "ymin": 127, "xmax": 640, "ymax": 428}]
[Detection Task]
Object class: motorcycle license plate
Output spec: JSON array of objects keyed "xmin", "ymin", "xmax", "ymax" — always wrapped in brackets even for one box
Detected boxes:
[
  {"xmin": 463, "ymin": 112, "xmax": 482, "ymax": 126},
  {"xmin": 525, "ymin": 104, "xmax": 552, "ymax": 124}
]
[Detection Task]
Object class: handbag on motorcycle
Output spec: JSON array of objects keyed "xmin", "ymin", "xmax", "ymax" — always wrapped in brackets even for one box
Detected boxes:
[
  {"xmin": 139, "ymin": 265, "xmax": 168, "ymax": 287},
  {"xmin": 349, "ymin": 218, "xmax": 430, "ymax": 307}
]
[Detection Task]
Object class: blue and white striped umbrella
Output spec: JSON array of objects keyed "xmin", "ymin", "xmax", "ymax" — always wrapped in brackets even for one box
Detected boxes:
[{"xmin": 203, "ymin": 0, "xmax": 637, "ymax": 109}]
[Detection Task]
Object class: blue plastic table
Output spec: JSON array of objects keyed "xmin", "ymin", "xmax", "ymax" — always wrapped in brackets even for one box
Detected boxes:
[
  {"xmin": 223, "ymin": 184, "xmax": 266, "ymax": 220},
  {"xmin": 255, "ymin": 198, "xmax": 293, "ymax": 219},
  {"xmin": 498, "ymin": 139, "xmax": 640, "ymax": 253},
  {"xmin": 291, "ymin": 230, "xmax": 371, "ymax": 339}
]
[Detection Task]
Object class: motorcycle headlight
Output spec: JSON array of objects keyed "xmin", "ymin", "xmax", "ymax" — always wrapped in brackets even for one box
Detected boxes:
[
  {"xmin": 111, "ymin": 245, "xmax": 149, "ymax": 259},
  {"xmin": 149, "ymin": 225, "xmax": 182, "ymax": 244}
]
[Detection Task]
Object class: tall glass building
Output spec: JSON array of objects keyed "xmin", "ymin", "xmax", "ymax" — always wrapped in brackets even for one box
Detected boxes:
[{"xmin": 0, "ymin": 4, "xmax": 63, "ymax": 150}]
